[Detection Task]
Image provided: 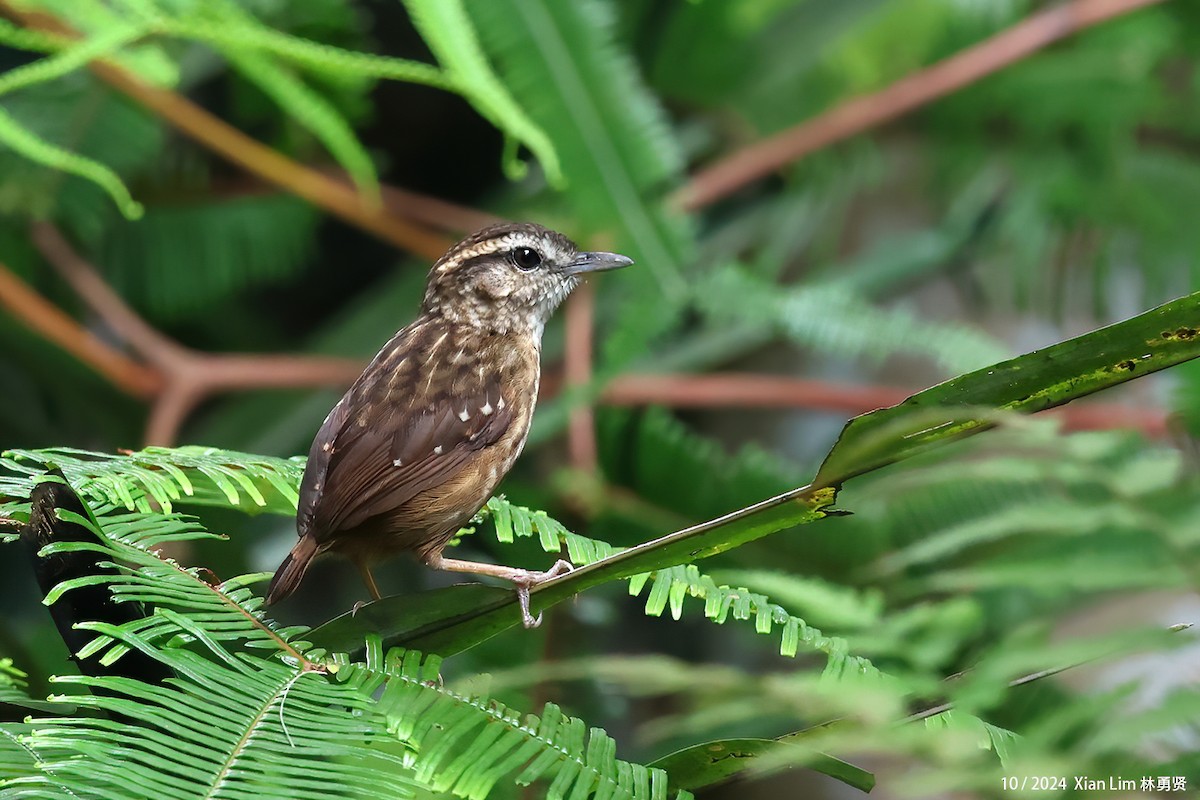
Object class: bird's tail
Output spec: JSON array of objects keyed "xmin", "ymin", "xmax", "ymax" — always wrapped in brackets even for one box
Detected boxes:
[{"xmin": 266, "ymin": 535, "xmax": 319, "ymax": 605}]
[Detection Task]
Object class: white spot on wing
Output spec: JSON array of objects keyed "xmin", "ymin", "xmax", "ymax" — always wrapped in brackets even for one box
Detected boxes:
[
  {"xmin": 459, "ymin": 408, "xmax": 470, "ymax": 422},
  {"xmin": 497, "ymin": 396, "xmax": 506, "ymax": 411},
  {"xmin": 393, "ymin": 458, "xmax": 404, "ymax": 467},
  {"xmin": 433, "ymin": 445, "xmax": 443, "ymax": 455},
  {"xmin": 481, "ymin": 401, "xmax": 493, "ymax": 416}
]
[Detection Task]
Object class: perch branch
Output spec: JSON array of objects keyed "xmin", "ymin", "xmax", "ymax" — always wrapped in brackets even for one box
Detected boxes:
[{"xmin": 674, "ymin": 0, "xmax": 1169, "ymax": 211}]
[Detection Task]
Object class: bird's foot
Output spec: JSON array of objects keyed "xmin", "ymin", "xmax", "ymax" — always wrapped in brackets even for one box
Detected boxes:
[
  {"xmin": 514, "ymin": 560, "xmax": 575, "ymax": 628},
  {"xmin": 350, "ymin": 600, "xmax": 369, "ymax": 617}
]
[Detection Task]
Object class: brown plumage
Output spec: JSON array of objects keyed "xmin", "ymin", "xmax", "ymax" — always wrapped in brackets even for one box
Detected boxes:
[{"xmin": 266, "ymin": 222, "xmax": 632, "ymax": 626}]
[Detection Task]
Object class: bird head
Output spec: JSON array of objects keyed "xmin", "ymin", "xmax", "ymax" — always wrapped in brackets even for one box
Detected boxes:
[{"xmin": 421, "ymin": 222, "xmax": 633, "ymax": 335}]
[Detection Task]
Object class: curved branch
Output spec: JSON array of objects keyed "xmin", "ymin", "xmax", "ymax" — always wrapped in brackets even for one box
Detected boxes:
[
  {"xmin": 0, "ymin": 262, "xmax": 161, "ymax": 398},
  {"xmin": 30, "ymin": 222, "xmax": 185, "ymax": 367},
  {"xmin": 23, "ymin": 223, "xmax": 367, "ymax": 445},
  {"xmin": 674, "ymin": 0, "xmax": 1168, "ymax": 211}
]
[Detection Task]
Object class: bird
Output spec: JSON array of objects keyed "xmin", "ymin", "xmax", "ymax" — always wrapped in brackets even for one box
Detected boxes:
[{"xmin": 266, "ymin": 222, "xmax": 633, "ymax": 627}]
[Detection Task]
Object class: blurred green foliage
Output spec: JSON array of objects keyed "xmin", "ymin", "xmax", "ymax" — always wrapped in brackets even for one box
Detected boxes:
[{"xmin": 1, "ymin": 0, "xmax": 1199, "ymax": 798}]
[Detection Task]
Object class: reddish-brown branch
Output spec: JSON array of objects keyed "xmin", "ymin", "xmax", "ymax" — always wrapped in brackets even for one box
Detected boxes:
[
  {"xmin": 0, "ymin": 2, "xmax": 453, "ymax": 261},
  {"xmin": 21, "ymin": 223, "xmax": 364, "ymax": 445},
  {"xmin": 29, "ymin": 223, "xmax": 185, "ymax": 367},
  {"xmin": 593, "ymin": 373, "xmax": 1169, "ymax": 438},
  {"xmin": 0, "ymin": 263, "xmax": 162, "ymax": 398},
  {"xmin": 564, "ymin": 283, "xmax": 598, "ymax": 474},
  {"xmin": 674, "ymin": 0, "xmax": 1168, "ymax": 211},
  {"xmin": 600, "ymin": 373, "xmax": 907, "ymax": 412},
  {"xmin": 318, "ymin": 169, "xmax": 503, "ymax": 234}
]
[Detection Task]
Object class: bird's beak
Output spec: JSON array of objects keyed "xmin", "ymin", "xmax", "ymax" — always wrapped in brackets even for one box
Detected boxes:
[{"xmin": 559, "ymin": 251, "xmax": 634, "ymax": 276}]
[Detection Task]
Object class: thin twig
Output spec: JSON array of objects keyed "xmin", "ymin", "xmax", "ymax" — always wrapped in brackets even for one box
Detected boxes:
[{"xmin": 674, "ymin": 0, "xmax": 1168, "ymax": 211}]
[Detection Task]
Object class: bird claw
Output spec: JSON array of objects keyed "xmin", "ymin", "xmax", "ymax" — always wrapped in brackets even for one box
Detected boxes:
[
  {"xmin": 517, "ymin": 584, "xmax": 542, "ymax": 628},
  {"xmin": 515, "ymin": 560, "xmax": 574, "ymax": 628},
  {"xmin": 540, "ymin": 559, "xmax": 574, "ymax": 581},
  {"xmin": 350, "ymin": 600, "xmax": 369, "ymax": 617}
]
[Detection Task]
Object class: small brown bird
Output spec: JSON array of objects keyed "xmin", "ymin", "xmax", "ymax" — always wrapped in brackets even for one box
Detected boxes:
[{"xmin": 267, "ymin": 222, "xmax": 632, "ymax": 626}]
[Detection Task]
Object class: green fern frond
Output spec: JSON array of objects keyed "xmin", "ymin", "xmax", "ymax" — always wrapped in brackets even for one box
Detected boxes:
[
  {"xmin": 43, "ymin": 507, "xmax": 310, "ymax": 667},
  {"xmin": 697, "ymin": 265, "xmax": 1008, "ymax": 373},
  {"xmin": 186, "ymin": 0, "xmax": 379, "ymax": 202},
  {"xmin": 483, "ymin": 496, "xmax": 623, "ymax": 564},
  {"xmin": 0, "ymin": 661, "xmax": 70, "ymax": 788},
  {"xmin": 711, "ymin": 569, "xmax": 884, "ymax": 632},
  {"xmin": 0, "ymin": 21, "xmax": 152, "ymax": 219},
  {"xmin": 923, "ymin": 711, "xmax": 1019, "ymax": 768},
  {"xmin": 0, "ymin": 660, "xmax": 72, "ymax": 716},
  {"xmin": 154, "ymin": 14, "xmax": 450, "ymax": 90},
  {"xmin": 16, "ymin": 630, "xmax": 417, "ymax": 799},
  {"xmin": 597, "ymin": 407, "xmax": 803, "ymax": 525},
  {"xmin": 4, "ymin": 477, "xmax": 690, "ymax": 799},
  {"xmin": 0, "ymin": 19, "xmax": 62, "ymax": 54},
  {"xmin": 0, "ymin": 22, "xmax": 146, "ymax": 100},
  {"xmin": 343, "ymin": 638, "xmax": 692, "ymax": 800},
  {"xmin": 0, "ymin": 105, "xmax": 143, "ymax": 220},
  {"xmin": 479, "ymin": 498, "xmax": 877, "ymax": 672},
  {"xmin": 0, "ymin": 446, "xmax": 874, "ymax": 671},
  {"xmin": 879, "ymin": 498, "xmax": 1151, "ymax": 574},
  {"xmin": 631, "ymin": 565, "xmax": 875, "ymax": 674},
  {"xmin": 100, "ymin": 193, "xmax": 319, "ymax": 320},
  {"xmin": 853, "ymin": 425, "xmax": 1194, "ymax": 598},
  {"xmin": 229, "ymin": 49, "xmax": 380, "ymax": 201},
  {"xmin": 0, "ymin": 446, "xmax": 304, "ymax": 518},
  {"xmin": 402, "ymin": 0, "xmax": 563, "ymax": 186}
]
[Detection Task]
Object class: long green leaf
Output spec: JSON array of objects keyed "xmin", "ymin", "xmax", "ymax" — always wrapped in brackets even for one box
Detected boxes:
[
  {"xmin": 314, "ymin": 485, "xmax": 836, "ymax": 658},
  {"xmin": 309, "ymin": 498, "xmax": 872, "ymax": 672},
  {"xmin": 155, "ymin": 14, "xmax": 449, "ymax": 90},
  {"xmin": 0, "ymin": 446, "xmax": 304, "ymax": 517},
  {"xmin": 815, "ymin": 290, "xmax": 1200, "ymax": 487},
  {"xmin": 0, "ymin": 21, "xmax": 148, "ymax": 219},
  {"xmin": 401, "ymin": 0, "xmax": 562, "ymax": 184},
  {"xmin": 650, "ymin": 738, "xmax": 874, "ymax": 794}
]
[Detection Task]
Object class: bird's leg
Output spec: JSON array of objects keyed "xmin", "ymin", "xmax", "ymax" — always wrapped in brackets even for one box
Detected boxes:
[
  {"xmin": 426, "ymin": 555, "xmax": 573, "ymax": 628},
  {"xmin": 355, "ymin": 558, "xmax": 382, "ymax": 602}
]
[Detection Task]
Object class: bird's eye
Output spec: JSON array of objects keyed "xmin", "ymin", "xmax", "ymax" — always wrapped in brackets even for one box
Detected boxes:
[{"xmin": 511, "ymin": 247, "xmax": 542, "ymax": 271}]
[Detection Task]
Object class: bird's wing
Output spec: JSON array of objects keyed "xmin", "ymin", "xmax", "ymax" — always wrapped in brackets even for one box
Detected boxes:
[{"xmin": 298, "ymin": 370, "xmax": 513, "ymax": 542}]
